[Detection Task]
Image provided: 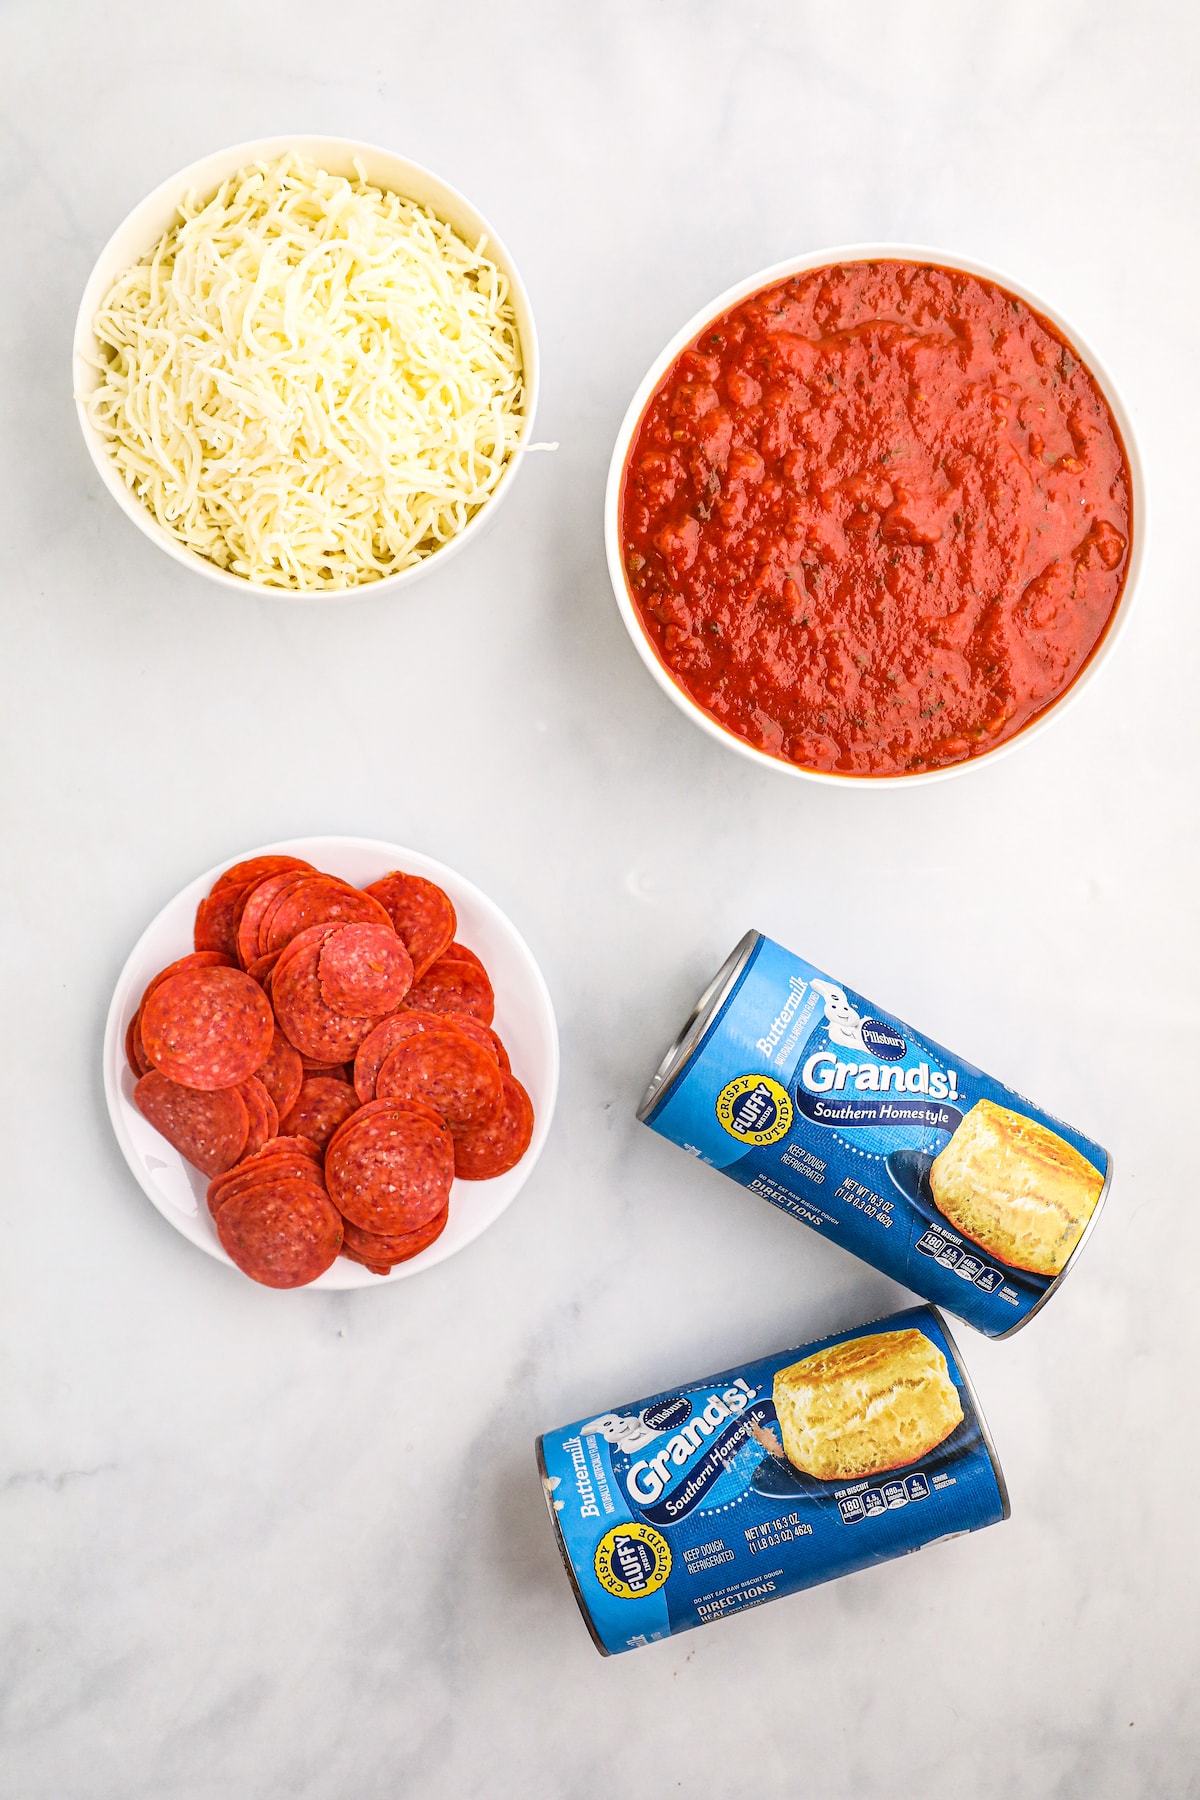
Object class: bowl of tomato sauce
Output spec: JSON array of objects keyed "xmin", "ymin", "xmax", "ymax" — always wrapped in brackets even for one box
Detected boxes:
[{"xmin": 607, "ymin": 246, "xmax": 1145, "ymax": 785}]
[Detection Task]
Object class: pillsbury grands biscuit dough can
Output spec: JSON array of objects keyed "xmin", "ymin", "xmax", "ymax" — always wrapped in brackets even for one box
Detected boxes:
[
  {"xmin": 640, "ymin": 933, "xmax": 1111, "ymax": 1338},
  {"xmin": 538, "ymin": 1304, "xmax": 1008, "ymax": 1655}
]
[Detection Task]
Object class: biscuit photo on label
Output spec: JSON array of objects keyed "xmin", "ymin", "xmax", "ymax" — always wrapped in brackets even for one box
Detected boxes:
[
  {"xmin": 928, "ymin": 1099, "xmax": 1104, "ymax": 1278},
  {"xmin": 772, "ymin": 1328, "xmax": 963, "ymax": 1482}
]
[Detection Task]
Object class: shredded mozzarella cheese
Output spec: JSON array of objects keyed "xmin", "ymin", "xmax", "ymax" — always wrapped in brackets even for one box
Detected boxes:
[{"xmin": 85, "ymin": 153, "xmax": 526, "ymax": 590}]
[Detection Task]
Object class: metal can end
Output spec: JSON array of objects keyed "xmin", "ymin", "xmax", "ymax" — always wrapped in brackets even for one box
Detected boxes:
[
  {"xmin": 637, "ymin": 930, "xmax": 760, "ymax": 1122},
  {"xmin": 535, "ymin": 1437, "xmax": 611, "ymax": 1658},
  {"xmin": 931, "ymin": 1307, "xmax": 1012, "ymax": 1522}
]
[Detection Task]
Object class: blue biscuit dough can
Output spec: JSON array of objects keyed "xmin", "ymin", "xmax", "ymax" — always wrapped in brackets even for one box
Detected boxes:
[
  {"xmin": 639, "ymin": 932, "xmax": 1111, "ymax": 1338},
  {"xmin": 538, "ymin": 1303, "xmax": 1008, "ymax": 1655}
]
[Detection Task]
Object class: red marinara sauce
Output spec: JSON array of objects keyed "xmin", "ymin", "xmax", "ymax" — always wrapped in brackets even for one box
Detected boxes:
[{"xmin": 620, "ymin": 262, "xmax": 1132, "ymax": 776}]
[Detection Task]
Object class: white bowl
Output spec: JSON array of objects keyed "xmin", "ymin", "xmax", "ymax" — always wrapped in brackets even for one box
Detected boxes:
[
  {"xmin": 74, "ymin": 136, "xmax": 540, "ymax": 602},
  {"xmin": 605, "ymin": 243, "xmax": 1146, "ymax": 788},
  {"xmin": 103, "ymin": 837, "xmax": 559, "ymax": 1290}
]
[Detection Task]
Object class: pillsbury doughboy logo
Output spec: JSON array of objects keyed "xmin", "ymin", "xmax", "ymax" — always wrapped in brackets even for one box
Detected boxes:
[
  {"xmin": 810, "ymin": 980, "xmax": 869, "ymax": 1051},
  {"xmin": 583, "ymin": 1411, "xmax": 663, "ymax": 1454}
]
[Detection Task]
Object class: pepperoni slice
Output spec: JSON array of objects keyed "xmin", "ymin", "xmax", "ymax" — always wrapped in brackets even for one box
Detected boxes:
[
  {"xmin": 443, "ymin": 942, "xmax": 488, "ymax": 978},
  {"xmin": 452, "ymin": 1073, "xmax": 535, "ymax": 1179},
  {"xmin": 339, "ymin": 1205, "xmax": 450, "ymax": 1273},
  {"xmin": 279, "ymin": 1075, "xmax": 361, "ymax": 1150},
  {"xmin": 238, "ymin": 1075, "xmax": 278, "ymax": 1160},
  {"xmin": 318, "ymin": 923, "xmax": 412, "ymax": 1016},
  {"xmin": 251, "ymin": 1134, "xmax": 324, "ymax": 1161},
  {"xmin": 135, "ymin": 1071, "xmax": 250, "ymax": 1177},
  {"xmin": 193, "ymin": 888, "xmax": 241, "ymax": 959},
  {"xmin": 125, "ymin": 1010, "xmax": 151, "ymax": 1078},
  {"xmin": 376, "ymin": 1020, "xmax": 502, "ymax": 1131},
  {"xmin": 140, "ymin": 950, "xmax": 234, "ymax": 1009},
  {"xmin": 353, "ymin": 1011, "xmax": 451, "ymax": 1102},
  {"xmin": 255, "ymin": 1029, "xmax": 304, "ymax": 1119},
  {"xmin": 263, "ymin": 875, "xmax": 393, "ymax": 956},
  {"xmin": 443, "ymin": 1012, "xmax": 508, "ymax": 1071},
  {"xmin": 207, "ymin": 1148, "xmax": 325, "ymax": 1218},
  {"xmin": 365, "ymin": 872, "xmax": 457, "ymax": 980},
  {"xmin": 337, "ymin": 1094, "xmax": 447, "ymax": 1133},
  {"xmin": 207, "ymin": 1158, "xmax": 320, "ymax": 1217},
  {"xmin": 140, "ymin": 965, "xmax": 274, "ymax": 1091},
  {"xmin": 236, "ymin": 872, "xmax": 310, "ymax": 967},
  {"xmin": 217, "ymin": 1176, "xmax": 343, "ymax": 1288},
  {"xmin": 247, "ymin": 949, "xmax": 281, "ymax": 985},
  {"xmin": 212, "ymin": 855, "xmax": 315, "ymax": 896},
  {"xmin": 324, "ymin": 1103, "xmax": 453, "ymax": 1234},
  {"xmin": 272, "ymin": 936, "xmax": 381, "ymax": 1064},
  {"xmin": 405, "ymin": 951, "xmax": 495, "ymax": 1024}
]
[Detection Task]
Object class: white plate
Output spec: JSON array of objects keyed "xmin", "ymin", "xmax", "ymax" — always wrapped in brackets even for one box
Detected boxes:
[
  {"xmin": 605, "ymin": 242, "xmax": 1147, "ymax": 788},
  {"xmin": 103, "ymin": 836, "xmax": 559, "ymax": 1289}
]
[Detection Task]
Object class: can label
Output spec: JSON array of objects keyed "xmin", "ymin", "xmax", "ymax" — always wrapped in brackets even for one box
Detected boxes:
[
  {"xmin": 539, "ymin": 1305, "xmax": 1006, "ymax": 1655},
  {"xmin": 644, "ymin": 935, "xmax": 1109, "ymax": 1336}
]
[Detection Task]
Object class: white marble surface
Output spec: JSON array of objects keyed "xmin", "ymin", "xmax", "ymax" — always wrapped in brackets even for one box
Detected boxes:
[{"xmin": 2, "ymin": 3, "xmax": 1197, "ymax": 1794}]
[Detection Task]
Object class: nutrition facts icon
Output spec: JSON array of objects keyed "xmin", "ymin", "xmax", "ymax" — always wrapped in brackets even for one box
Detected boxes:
[
  {"xmin": 904, "ymin": 1473, "xmax": 930, "ymax": 1502},
  {"xmin": 881, "ymin": 1482, "xmax": 908, "ymax": 1509},
  {"xmin": 863, "ymin": 1490, "xmax": 885, "ymax": 1517},
  {"xmin": 974, "ymin": 1268, "xmax": 1002, "ymax": 1293},
  {"xmin": 956, "ymin": 1254, "xmax": 984, "ymax": 1282},
  {"xmin": 838, "ymin": 1494, "xmax": 866, "ymax": 1524}
]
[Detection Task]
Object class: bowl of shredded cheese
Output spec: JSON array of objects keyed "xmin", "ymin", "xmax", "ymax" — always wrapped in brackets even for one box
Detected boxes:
[{"xmin": 73, "ymin": 138, "xmax": 538, "ymax": 598}]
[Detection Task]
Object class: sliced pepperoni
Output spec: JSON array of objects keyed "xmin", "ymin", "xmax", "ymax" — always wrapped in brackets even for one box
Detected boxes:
[
  {"xmin": 324, "ymin": 1103, "xmax": 454, "ymax": 1235},
  {"xmin": 443, "ymin": 942, "xmax": 489, "ymax": 978},
  {"xmin": 247, "ymin": 950, "xmax": 281, "ymax": 986},
  {"xmin": 125, "ymin": 1009, "xmax": 151, "ymax": 1078},
  {"xmin": 193, "ymin": 888, "xmax": 241, "ymax": 959},
  {"xmin": 318, "ymin": 923, "xmax": 412, "ymax": 1016},
  {"xmin": 405, "ymin": 951, "xmax": 495, "ymax": 1024},
  {"xmin": 263, "ymin": 875, "xmax": 393, "ymax": 956},
  {"xmin": 236, "ymin": 871, "xmax": 310, "ymax": 968},
  {"xmin": 207, "ymin": 1153, "xmax": 325, "ymax": 1218},
  {"xmin": 217, "ymin": 1176, "xmax": 343, "ymax": 1288},
  {"xmin": 272, "ymin": 936, "xmax": 381, "ymax": 1064},
  {"xmin": 135, "ymin": 1072, "xmax": 249, "ymax": 1177},
  {"xmin": 353, "ymin": 1011, "xmax": 450, "ymax": 1102},
  {"xmin": 271, "ymin": 923, "xmax": 340, "ymax": 981},
  {"xmin": 339, "ymin": 1205, "xmax": 450, "ymax": 1273},
  {"xmin": 212, "ymin": 854, "xmax": 315, "ymax": 896},
  {"xmin": 251, "ymin": 1134, "xmax": 324, "ymax": 1161},
  {"xmin": 140, "ymin": 950, "xmax": 234, "ymax": 1009},
  {"xmin": 443, "ymin": 1012, "xmax": 508, "ymax": 1071},
  {"xmin": 452, "ymin": 1073, "xmax": 535, "ymax": 1179},
  {"xmin": 365, "ymin": 872, "xmax": 457, "ymax": 980},
  {"xmin": 376, "ymin": 1020, "xmax": 503, "ymax": 1132},
  {"xmin": 254, "ymin": 869, "xmax": 323, "ymax": 953},
  {"xmin": 335, "ymin": 1093, "xmax": 446, "ymax": 1135},
  {"xmin": 255, "ymin": 1029, "xmax": 304, "ymax": 1119},
  {"xmin": 238, "ymin": 1075, "xmax": 278, "ymax": 1159},
  {"xmin": 140, "ymin": 964, "xmax": 275, "ymax": 1091},
  {"xmin": 279, "ymin": 1075, "xmax": 361, "ymax": 1150}
]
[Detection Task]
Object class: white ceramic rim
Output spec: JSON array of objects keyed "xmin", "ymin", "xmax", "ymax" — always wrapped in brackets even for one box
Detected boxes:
[
  {"xmin": 102, "ymin": 836, "xmax": 559, "ymax": 1290},
  {"xmin": 604, "ymin": 242, "xmax": 1147, "ymax": 788},
  {"xmin": 73, "ymin": 135, "xmax": 541, "ymax": 603}
]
